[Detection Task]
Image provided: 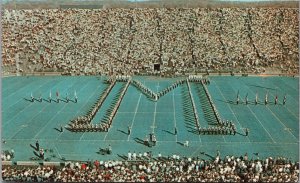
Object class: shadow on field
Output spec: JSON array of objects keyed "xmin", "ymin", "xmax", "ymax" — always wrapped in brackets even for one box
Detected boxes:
[
  {"xmin": 117, "ymin": 154, "xmax": 128, "ymax": 160},
  {"xmin": 216, "ymin": 99, "xmax": 236, "ymax": 105},
  {"xmin": 249, "ymin": 84, "xmax": 276, "ymax": 91},
  {"xmin": 187, "ymin": 129, "xmax": 199, "ymax": 134},
  {"xmin": 177, "ymin": 142, "xmax": 185, "ymax": 146},
  {"xmin": 134, "ymin": 137, "xmax": 145, "ymax": 145},
  {"xmin": 33, "ymin": 151, "xmax": 41, "ymax": 158},
  {"xmin": 42, "ymin": 98, "xmax": 51, "ymax": 103},
  {"xmin": 117, "ymin": 129, "xmax": 128, "ymax": 135},
  {"xmin": 202, "ymin": 152, "xmax": 215, "ymax": 161},
  {"xmin": 23, "ymin": 98, "xmax": 33, "ymax": 102},
  {"xmin": 162, "ymin": 129, "xmax": 174, "ymax": 135},
  {"xmin": 97, "ymin": 147, "xmax": 110, "ymax": 155},
  {"xmin": 236, "ymin": 131, "xmax": 247, "ymax": 136},
  {"xmin": 30, "ymin": 144, "xmax": 38, "ymax": 151},
  {"xmin": 54, "ymin": 127, "xmax": 63, "ymax": 132}
]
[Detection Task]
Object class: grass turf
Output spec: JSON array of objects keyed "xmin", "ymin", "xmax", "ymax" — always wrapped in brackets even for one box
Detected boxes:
[{"xmin": 2, "ymin": 75, "xmax": 299, "ymax": 162}]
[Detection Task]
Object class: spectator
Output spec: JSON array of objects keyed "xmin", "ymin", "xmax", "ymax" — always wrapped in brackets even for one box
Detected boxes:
[
  {"xmin": 1, "ymin": 8, "xmax": 298, "ymax": 76},
  {"xmin": 2, "ymin": 154, "xmax": 298, "ymax": 182}
]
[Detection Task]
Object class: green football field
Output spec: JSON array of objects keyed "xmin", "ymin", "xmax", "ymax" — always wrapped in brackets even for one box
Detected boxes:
[{"xmin": 2, "ymin": 75, "xmax": 299, "ymax": 162}]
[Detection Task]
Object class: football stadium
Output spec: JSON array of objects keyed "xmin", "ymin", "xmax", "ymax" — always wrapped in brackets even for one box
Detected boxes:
[{"xmin": 1, "ymin": 0, "xmax": 299, "ymax": 182}]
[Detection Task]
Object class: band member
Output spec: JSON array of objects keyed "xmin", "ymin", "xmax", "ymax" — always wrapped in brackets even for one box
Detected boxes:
[
  {"xmin": 74, "ymin": 90, "xmax": 78, "ymax": 103},
  {"xmin": 128, "ymin": 125, "xmax": 131, "ymax": 135},
  {"xmin": 56, "ymin": 91, "xmax": 59, "ymax": 103},
  {"xmin": 49, "ymin": 91, "xmax": 52, "ymax": 103},
  {"xmin": 245, "ymin": 128, "xmax": 249, "ymax": 136},
  {"xmin": 66, "ymin": 92, "xmax": 69, "ymax": 103},
  {"xmin": 31, "ymin": 92, "xmax": 34, "ymax": 102},
  {"xmin": 236, "ymin": 90, "xmax": 240, "ymax": 105},
  {"xmin": 255, "ymin": 91, "xmax": 258, "ymax": 105},
  {"xmin": 265, "ymin": 91, "xmax": 268, "ymax": 105},
  {"xmin": 283, "ymin": 94, "xmax": 287, "ymax": 105},
  {"xmin": 39, "ymin": 93, "xmax": 42, "ymax": 102}
]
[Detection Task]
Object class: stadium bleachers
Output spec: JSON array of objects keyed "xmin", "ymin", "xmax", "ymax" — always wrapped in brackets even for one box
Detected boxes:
[{"xmin": 2, "ymin": 8, "xmax": 298, "ymax": 76}]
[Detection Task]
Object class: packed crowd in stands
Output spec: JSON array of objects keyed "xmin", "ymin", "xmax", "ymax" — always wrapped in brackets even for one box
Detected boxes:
[
  {"xmin": 2, "ymin": 8, "xmax": 298, "ymax": 75},
  {"xmin": 2, "ymin": 154, "xmax": 299, "ymax": 182}
]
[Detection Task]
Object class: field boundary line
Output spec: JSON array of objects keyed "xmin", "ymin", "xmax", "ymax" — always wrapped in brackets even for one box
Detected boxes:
[
  {"xmin": 127, "ymin": 93, "xmax": 142, "ymax": 141},
  {"xmin": 172, "ymin": 90, "xmax": 178, "ymax": 142},
  {"xmin": 242, "ymin": 81, "xmax": 297, "ymax": 142},
  {"xmin": 2, "ymin": 79, "xmax": 59, "ymax": 127},
  {"xmin": 76, "ymin": 83, "xmax": 108, "ymax": 141},
  {"xmin": 211, "ymin": 80, "xmax": 251, "ymax": 143},
  {"xmin": 35, "ymin": 78, "xmax": 91, "ymax": 139}
]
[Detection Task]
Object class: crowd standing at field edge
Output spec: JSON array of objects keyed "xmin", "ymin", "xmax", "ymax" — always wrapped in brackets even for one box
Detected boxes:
[{"xmin": 2, "ymin": 153, "xmax": 299, "ymax": 182}]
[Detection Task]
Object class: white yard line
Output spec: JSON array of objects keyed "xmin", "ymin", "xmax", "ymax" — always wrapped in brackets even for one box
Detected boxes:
[
  {"xmin": 3, "ymin": 79, "xmax": 51, "ymax": 101},
  {"xmin": 117, "ymin": 111, "xmax": 174, "ymax": 114},
  {"xmin": 2, "ymin": 79, "xmax": 59, "ymax": 128},
  {"xmin": 200, "ymin": 82, "xmax": 225, "ymax": 143},
  {"xmin": 152, "ymin": 103, "xmax": 157, "ymax": 133},
  {"xmin": 103, "ymin": 126, "xmax": 112, "ymax": 141},
  {"xmin": 2, "ymin": 78, "xmax": 25, "ymax": 93},
  {"xmin": 284, "ymin": 107, "xmax": 298, "ymax": 120},
  {"xmin": 127, "ymin": 93, "xmax": 142, "ymax": 141},
  {"xmin": 7, "ymin": 139, "xmax": 298, "ymax": 145},
  {"xmin": 246, "ymin": 106, "xmax": 276, "ymax": 143},
  {"xmin": 254, "ymin": 91, "xmax": 298, "ymax": 141},
  {"xmin": 35, "ymin": 79, "xmax": 91, "ymax": 139},
  {"xmin": 151, "ymin": 83, "xmax": 159, "ymax": 133},
  {"xmin": 228, "ymin": 81, "xmax": 275, "ymax": 143},
  {"xmin": 186, "ymin": 81, "xmax": 201, "ymax": 136},
  {"xmin": 191, "ymin": 145, "xmax": 203, "ymax": 157},
  {"xmin": 190, "ymin": 83, "xmax": 202, "ymax": 143},
  {"xmin": 265, "ymin": 91, "xmax": 298, "ymax": 119},
  {"xmin": 104, "ymin": 81, "xmax": 130, "ymax": 141},
  {"xmin": 212, "ymin": 80, "xmax": 251, "ymax": 142},
  {"xmin": 54, "ymin": 145, "xmax": 62, "ymax": 159},
  {"xmin": 243, "ymin": 82, "xmax": 297, "ymax": 142},
  {"xmin": 75, "ymin": 83, "xmax": 108, "ymax": 141},
  {"xmin": 267, "ymin": 78, "xmax": 298, "ymax": 118},
  {"xmin": 7, "ymin": 80, "xmax": 65, "ymax": 138},
  {"xmin": 9, "ymin": 104, "xmax": 52, "ymax": 139},
  {"xmin": 130, "ymin": 79, "xmax": 183, "ymax": 100},
  {"xmin": 172, "ymin": 90, "xmax": 178, "ymax": 142},
  {"xmin": 265, "ymin": 105, "xmax": 298, "ymax": 140}
]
